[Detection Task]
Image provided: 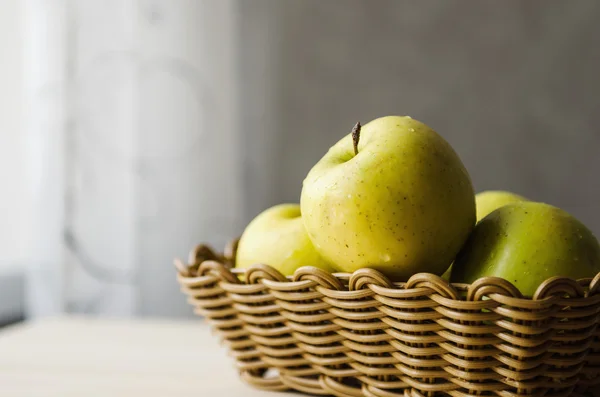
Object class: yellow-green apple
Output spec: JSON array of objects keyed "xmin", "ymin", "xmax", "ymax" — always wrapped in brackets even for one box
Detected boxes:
[
  {"xmin": 442, "ymin": 190, "xmax": 528, "ymax": 280},
  {"xmin": 236, "ymin": 204, "xmax": 334, "ymax": 276},
  {"xmin": 300, "ymin": 115, "xmax": 476, "ymax": 279},
  {"xmin": 476, "ymin": 190, "xmax": 527, "ymax": 221},
  {"xmin": 451, "ymin": 202, "xmax": 600, "ymax": 297}
]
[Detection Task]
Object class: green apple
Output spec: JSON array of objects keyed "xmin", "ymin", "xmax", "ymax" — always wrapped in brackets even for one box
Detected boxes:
[
  {"xmin": 300, "ymin": 116, "xmax": 476, "ymax": 279},
  {"xmin": 236, "ymin": 204, "xmax": 334, "ymax": 276},
  {"xmin": 440, "ymin": 190, "xmax": 528, "ymax": 280},
  {"xmin": 451, "ymin": 201, "xmax": 600, "ymax": 297},
  {"xmin": 476, "ymin": 190, "xmax": 527, "ymax": 221}
]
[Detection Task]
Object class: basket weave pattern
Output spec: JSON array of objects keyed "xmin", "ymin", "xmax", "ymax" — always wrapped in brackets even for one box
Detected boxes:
[{"xmin": 175, "ymin": 242, "xmax": 600, "ymax": 396}]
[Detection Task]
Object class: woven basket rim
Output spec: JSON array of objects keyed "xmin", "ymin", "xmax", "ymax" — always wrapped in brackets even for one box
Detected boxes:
[{"xmin": 175, "ymin": 241, "xmax": 600, "ymax": 306}]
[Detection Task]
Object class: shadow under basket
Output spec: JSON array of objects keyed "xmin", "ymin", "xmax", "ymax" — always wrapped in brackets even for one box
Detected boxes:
[{"xmin": 175, "ymin": 240, "xmax": 600, "ymax": 397}]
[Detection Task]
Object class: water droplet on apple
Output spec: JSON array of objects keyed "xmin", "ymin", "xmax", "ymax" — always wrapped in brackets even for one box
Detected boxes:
[
  {"xmin": 381, "ymin": 253, "xmax": 391, "ymax": 262},
  {"xmin": 409, "ymin": 128, "xmax": 415, "ymax": 132}
]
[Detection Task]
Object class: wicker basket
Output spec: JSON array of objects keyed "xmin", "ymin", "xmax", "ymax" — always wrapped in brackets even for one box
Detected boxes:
[{"xmin": 175, "ymin": 240, "xmax": 600, "ymax": 397}]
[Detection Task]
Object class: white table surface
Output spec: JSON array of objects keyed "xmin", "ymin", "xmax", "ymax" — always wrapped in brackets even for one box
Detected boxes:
[{"xmin": 0, "ymin": 316, "xmax": 294, "ymax": 397}]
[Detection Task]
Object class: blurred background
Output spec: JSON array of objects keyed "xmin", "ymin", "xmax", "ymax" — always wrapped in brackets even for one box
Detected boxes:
[{"xmin": 1, "ymin": 0, "xmax": 599, "ymax": 325}]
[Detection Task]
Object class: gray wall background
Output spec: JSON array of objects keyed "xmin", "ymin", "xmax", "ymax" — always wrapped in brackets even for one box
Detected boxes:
[{"xmin": 240, "ymin": 0, "xmax": 600, "ymax": 236}]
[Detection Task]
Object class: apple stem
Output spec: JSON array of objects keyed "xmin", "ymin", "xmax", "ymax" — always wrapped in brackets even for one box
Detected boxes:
[{"xmin": 352, "ymin": 122, "xmax": 361, "ymax": 155}]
